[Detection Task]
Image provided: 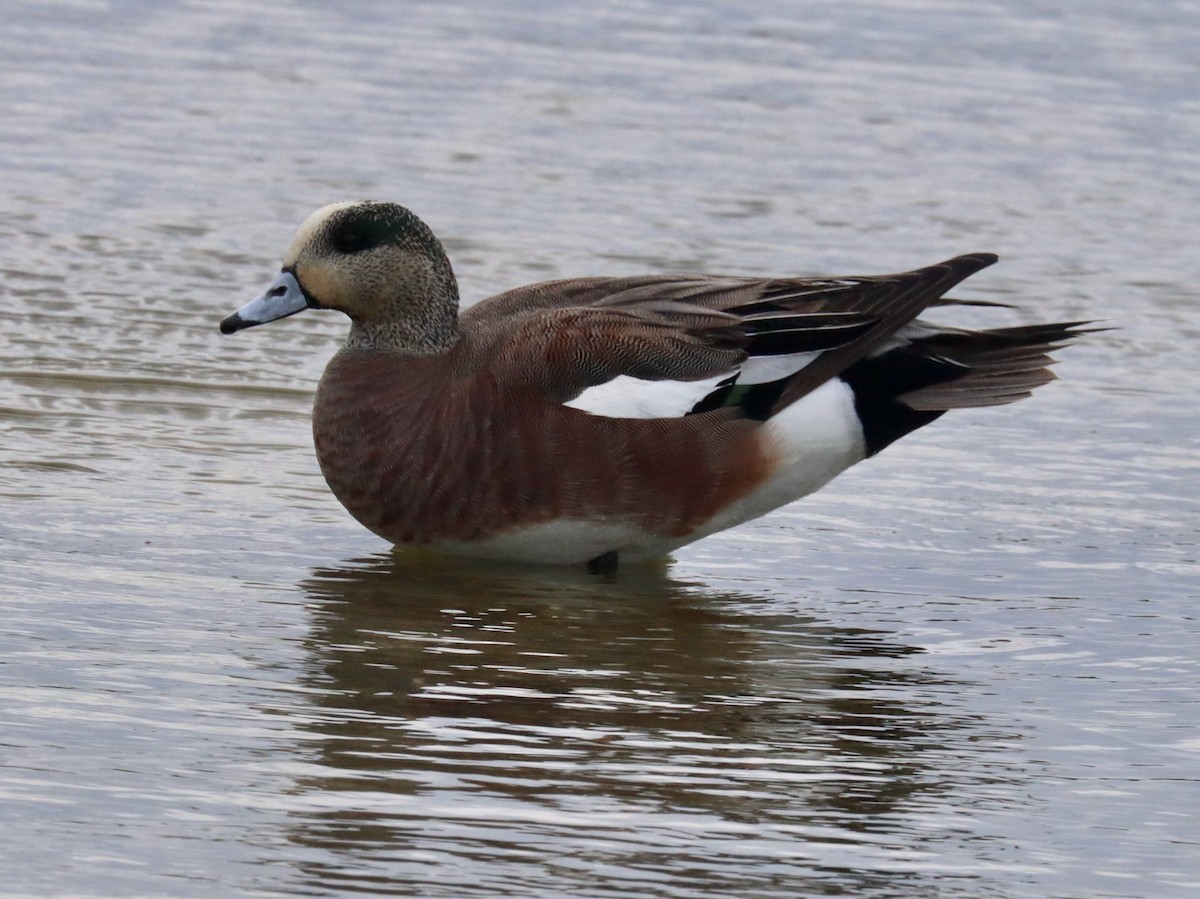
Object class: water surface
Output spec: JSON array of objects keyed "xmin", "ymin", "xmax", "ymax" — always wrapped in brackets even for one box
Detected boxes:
[{"xmin": 1, "ymin": 1, "xmax": 1197, "ymax": 896}]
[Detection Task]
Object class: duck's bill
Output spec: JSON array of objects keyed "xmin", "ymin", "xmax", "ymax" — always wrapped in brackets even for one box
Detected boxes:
[{"xmin": 220, "ymin": 270, "xmax": 310, "ymax": 334}]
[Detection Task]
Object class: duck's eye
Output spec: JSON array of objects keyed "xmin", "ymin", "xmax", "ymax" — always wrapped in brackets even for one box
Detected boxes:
[{"xmin": 330, "ymin": 219, "xmax": 388, "ymax": 255}]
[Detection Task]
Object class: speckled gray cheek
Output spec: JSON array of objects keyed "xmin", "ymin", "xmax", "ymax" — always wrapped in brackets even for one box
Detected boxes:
[{"xmin": 343, "ymin": 251, "xmax": 462, "ymax": 354}]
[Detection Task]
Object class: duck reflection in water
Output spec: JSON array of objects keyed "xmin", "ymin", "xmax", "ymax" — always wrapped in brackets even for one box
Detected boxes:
[{"xmin": 273, "ymin": 552, "xmax": 999, "ymax": 896}]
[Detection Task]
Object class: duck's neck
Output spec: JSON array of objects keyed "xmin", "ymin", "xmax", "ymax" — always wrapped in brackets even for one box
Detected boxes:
[
  {"xmin": 345, "ymin": 318, "xmax": 459, "ymax": 354},
  {"xmin": 344, "ymin": 290, "xmax": 461, "ymax": 354}
]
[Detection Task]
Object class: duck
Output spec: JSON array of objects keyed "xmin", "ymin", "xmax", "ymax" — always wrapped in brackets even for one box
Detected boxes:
[{"xmin": 221, "ymin": 201, "xmax": 1089, "ymax": 569}]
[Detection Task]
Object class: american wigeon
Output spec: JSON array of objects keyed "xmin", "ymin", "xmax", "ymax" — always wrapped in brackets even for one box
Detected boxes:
[{"xmin": 221, "ymin": 201, "xmax": 1089, "ymax": 568}]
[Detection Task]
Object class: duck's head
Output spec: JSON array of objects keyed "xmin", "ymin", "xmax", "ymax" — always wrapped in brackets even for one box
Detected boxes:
[{"xmin": 221, "ymin": 201, "xmax": 460, "ymax": 352}]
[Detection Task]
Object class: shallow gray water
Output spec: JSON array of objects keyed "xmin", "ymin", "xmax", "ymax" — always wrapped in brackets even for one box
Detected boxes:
[{"xmin": 2, "ymin": 1, "xmax": 1198, "ymax": 896}]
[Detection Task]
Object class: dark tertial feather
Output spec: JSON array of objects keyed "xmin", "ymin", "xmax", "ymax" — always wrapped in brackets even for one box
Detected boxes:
[
  {"xmin": 769, "ymin": 253, "xmax": 1000, "ymax": 413},
  {"xmin": 741, "ymin": 312, "xmax": 879, "ymax": 355}
]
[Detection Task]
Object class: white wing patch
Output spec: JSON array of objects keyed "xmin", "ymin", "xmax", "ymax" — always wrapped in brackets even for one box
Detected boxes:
[
  {"xmin": 563, "ymin": 350, "xmax": 826, "ymax": 420},
  {"xmin": 563, "ymin": 373, "xmax": 729, "ymax": 419}
]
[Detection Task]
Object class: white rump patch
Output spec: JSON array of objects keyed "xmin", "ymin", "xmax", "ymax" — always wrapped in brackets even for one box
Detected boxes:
[{"xmin": 694, "ymin": 378, "xmax": 867, "ymax": 537}]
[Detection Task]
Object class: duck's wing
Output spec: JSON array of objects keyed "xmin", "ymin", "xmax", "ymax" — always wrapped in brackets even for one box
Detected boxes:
[{"xmin": 465, "ymin": 254, "xmax": 1002, "ymax": 417}]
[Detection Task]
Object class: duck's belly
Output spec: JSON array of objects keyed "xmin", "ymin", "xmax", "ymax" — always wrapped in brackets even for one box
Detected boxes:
[
  {"xmin": 316, "ymin": 372, "xmax": 868, "ymax": 564},
  {"xmin": 389, "ymin": 381, "xmax": 868, "ymax": 565},
  {"xmin": 424, "ymin": 519, "xmax": 677, "ymax": 565}
]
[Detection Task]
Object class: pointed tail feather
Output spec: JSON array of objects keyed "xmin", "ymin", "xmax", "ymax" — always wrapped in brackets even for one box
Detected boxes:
[{"xmin": 898, "ymin": 322, "xmax": 1099, "ymax": 412}]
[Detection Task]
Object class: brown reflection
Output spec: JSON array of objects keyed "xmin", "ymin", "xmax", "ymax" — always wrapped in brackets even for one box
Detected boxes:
[{"xmin": 281, "ymin": 551, "xmax": 980, "ymax": 895}]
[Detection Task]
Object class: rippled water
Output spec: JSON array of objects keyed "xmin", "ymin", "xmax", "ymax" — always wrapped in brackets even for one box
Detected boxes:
[{"xmin": 2, "ymin": 1, "xmax": 1198, "ymax": 896}]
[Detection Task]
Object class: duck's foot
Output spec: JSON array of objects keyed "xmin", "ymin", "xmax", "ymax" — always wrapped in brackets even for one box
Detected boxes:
[{"xmin": 586, "ymin": 550, "xmax": 619, "ymax": 575}]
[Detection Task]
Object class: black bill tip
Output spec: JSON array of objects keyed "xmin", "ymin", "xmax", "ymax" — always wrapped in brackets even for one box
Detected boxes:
[{"xmin": 220, "ymin": 313, "xmax": 249, "ymax": 334}]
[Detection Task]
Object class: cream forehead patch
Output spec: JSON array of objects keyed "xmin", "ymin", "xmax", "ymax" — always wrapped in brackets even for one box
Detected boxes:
[{"xmin": 283, "ymin": 201, "xmax": 359, "ymax": 265}]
